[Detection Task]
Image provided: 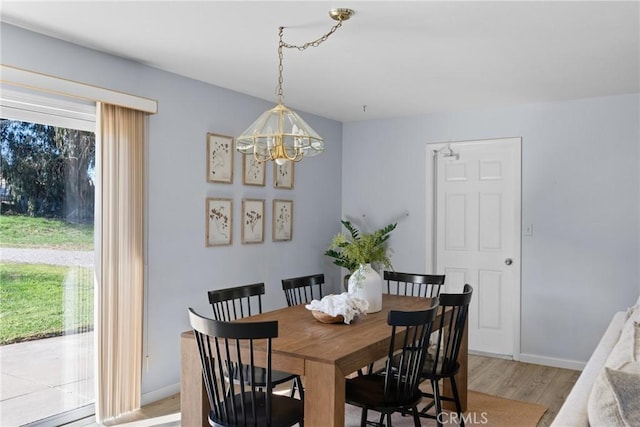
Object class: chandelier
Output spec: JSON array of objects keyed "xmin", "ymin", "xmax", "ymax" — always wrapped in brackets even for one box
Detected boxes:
[{"xmin": 236, "ymin": 8, "xmax": 354, "ymax": 165}]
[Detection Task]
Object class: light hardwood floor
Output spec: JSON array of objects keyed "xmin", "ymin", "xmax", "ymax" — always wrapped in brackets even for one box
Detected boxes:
[
  {"xmin": 467, "ymin": 354, "xmax": 580, "ymax": 427},
  {"xmin": 71, "ymin": 354, "xmax": 579, "ymax": 426}
]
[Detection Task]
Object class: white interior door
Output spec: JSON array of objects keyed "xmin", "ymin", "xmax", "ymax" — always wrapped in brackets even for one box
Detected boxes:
[{"xmin": 428, "ymin": 138, "xmax": 521, "ymax": 357}]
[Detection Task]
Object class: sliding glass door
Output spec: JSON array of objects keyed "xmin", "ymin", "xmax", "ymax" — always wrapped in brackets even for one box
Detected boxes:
[{"xmin": 0, "ymin": 90, "xmax": 97, "ymax": 426}]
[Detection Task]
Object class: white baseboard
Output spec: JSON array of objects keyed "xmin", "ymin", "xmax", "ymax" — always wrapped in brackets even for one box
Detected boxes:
[
  {"xmin": 141, "ymin": 383, "xmax": 180, "ymax": 406},
  {"xmin": 469, "ymin": 349, "xmax": 514, "ymax": 360},
  {"xmin": 518, "ymin": 353, "xmax": 585, "ymax": 371}
]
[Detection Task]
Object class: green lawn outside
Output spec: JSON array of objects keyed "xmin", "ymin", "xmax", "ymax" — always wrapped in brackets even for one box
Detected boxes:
[
  {"xmin": 0, "ymin": 262, "xmax": 94, "ymax": 345},
  {"xmin": 0, "ymin": 214, "xmax": 95, "ymax": 345},
  {"xmin": 0, "ymin": 215, "xmax": 94, "ymax": 251}
]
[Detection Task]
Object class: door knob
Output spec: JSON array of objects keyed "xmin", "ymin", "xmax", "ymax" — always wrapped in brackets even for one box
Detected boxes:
[{"xmin": 505, "ymin": 258, "xmax": 513, "ymax": 266}]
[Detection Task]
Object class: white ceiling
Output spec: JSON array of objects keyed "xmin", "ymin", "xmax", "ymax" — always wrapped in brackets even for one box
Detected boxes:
[{"xmin": 2, "ymin": 1, "xmax": 639, "ymax": 122}]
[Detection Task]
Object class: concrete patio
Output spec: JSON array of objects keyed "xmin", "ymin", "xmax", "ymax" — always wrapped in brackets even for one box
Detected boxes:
[{"xmin": 0, "ymin": 332, "xmax": 94, "ymax": 426}]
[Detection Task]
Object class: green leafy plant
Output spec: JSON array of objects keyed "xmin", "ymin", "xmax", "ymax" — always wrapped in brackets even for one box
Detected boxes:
[{"xmin": 325, "ymin": 220, "xmax": 397, "ymax": 273}]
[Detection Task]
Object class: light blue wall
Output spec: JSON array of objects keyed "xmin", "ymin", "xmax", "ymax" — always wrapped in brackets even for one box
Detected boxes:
[
  {"xmin": 1, "ymin": 23, "xmax": 344, "ymax": 398},
  {"xmin": 343, "ymin": 94, "xmax": 640, "ymax": 364},
  {"xmin": 3, "ymin": 20, "xmax": 639, "ymax": 399}
]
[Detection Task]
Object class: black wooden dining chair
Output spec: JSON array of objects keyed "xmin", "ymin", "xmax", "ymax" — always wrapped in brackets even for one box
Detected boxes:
[
  {"xmin": 208, "ymin": 283, "xmax": 304, "ymax": 399},
  {"xmin": 383, "ymin": 271, "xmax": 446, "ymax": 299},
  {"xmin": 208, "ymin": 282, "xmax": 264, "ymax": 321},
  {"xmin": 281, "ymin": 273, "xmax": 324, "ymax": 306},
  {"xmin": 188, "ymin": 308, "xmax": 304, "ymax": 427},
  {"xmin": 345, "ymin": 300, "xmax": 439, "ymax": 427},
  {"xmin": 356, "ymin": 271, "xmax": 446, "ymax": 377},
  {"xmin": 417, "ymin": 284, "xmax": 473, "ymax": 427}
]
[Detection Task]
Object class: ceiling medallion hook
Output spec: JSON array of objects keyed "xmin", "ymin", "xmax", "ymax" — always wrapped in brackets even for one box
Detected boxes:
[{"xmin": 329, "ymin": 8, "xmax": 354, "ymax": 21}]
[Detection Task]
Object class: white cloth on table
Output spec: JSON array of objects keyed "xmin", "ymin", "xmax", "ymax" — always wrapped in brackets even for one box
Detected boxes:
[{"xmin": 305, "ymin": 292, "xmax": 369, "ymax": 324}]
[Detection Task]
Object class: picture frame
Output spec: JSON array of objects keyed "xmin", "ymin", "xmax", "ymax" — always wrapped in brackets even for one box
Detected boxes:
[
  {"xmin": 242, "ymin": 154, "xmax": 265, "ymax": 186},
  {"xmin": 206, "ymin": 133, "xmax": 234, "ymax": 183},
  {"xmin": 274, "ymin": 161, "xmax": 294, "ymax": 189},
  {"xmin": 206, "ymin": 198, "xmax": 233, "ymax": 246},
  {"xmin": 273, "ymin": 199, "xmax": 293, "ymax": 242},
  {"xmin": 241, "ymin": 198, "xmax": 265, "ymax": 244}
]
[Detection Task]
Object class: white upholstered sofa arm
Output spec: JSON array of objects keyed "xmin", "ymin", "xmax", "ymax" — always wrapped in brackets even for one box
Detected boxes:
[{"xmin": 550, "ymin": 311, "xmax": 627, "ymax": 427}]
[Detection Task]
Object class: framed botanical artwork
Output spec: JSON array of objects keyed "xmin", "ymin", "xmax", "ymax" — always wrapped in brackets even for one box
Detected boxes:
[
  {"xmin": 242, "ymin": 154, "xmax": 265, "ymax": 186},
  {"xmin": 272, "ymin": 199, "xmax": 293, "ymax": 241},
  {"xmin": 241, "ymin": 198, "xmax": 264, "ymax": 244},
  {"xmin": 206, "ymin": 133, "xmax": 234, "ymax": 183},
  {"xmin": 274, "ymin": 161, "xmax": 294, "ymax": 189},
  {"xmin": 206, "ymin": 198, "xmax": 232, "ymax": 246}
]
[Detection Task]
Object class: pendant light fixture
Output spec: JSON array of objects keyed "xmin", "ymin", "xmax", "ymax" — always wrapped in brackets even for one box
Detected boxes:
[{"xmin": 236, "ymin": 8, "xmax": 354, "ymax": 165}]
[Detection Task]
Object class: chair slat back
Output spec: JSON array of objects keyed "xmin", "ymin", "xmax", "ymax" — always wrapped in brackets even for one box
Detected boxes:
[
  {"xmin": 383, "ymin": 271, "xmax": 446, "ymax": 299},
  {"xmin": 429, "ymin": 284, "xmax": 473, "ymax": 376},
  {"xmin": 281, "ymin": 273, "xmax": 324, "ymax": 306},
  {"xmin": 383, "ymin": 301, "xmax": 439, "ymax": 403},
  {"xmin": 188, "ymin": 308, "xmax": 277, "ymax": 426},
  {"xmin": 208, "ymin": 283, "xmax": 264, "ymax": 321}
]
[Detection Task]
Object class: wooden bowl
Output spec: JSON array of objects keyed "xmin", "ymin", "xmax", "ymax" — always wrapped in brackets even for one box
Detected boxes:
[{"xmin": 312, "ymin": 310, "xmax": 345, "ymax": 324}]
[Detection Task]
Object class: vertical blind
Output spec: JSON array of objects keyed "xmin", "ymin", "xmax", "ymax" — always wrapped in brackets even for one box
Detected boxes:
[{"xmin": 95, "ymin": 103, "xmax": 145, "ymax": 422}]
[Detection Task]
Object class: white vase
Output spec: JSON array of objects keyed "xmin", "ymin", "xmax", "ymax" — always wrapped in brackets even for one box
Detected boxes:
[{"xmin": 348, "ymin": 263, "xmax": 382, "ymax": 313}]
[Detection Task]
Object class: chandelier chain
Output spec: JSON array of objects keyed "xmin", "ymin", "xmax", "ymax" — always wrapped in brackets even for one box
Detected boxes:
[
  {"xmin": 276, "ymin": 18, "xmax": 346, "ymax": 102},
  {"xmin": 281, "ymin": 19, "xmax": 345, "ymax": 51}
]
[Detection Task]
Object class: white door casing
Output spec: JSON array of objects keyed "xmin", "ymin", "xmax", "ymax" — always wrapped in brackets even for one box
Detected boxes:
[{"xmin": 426, "ymin": 138, "xmax": 521, "ymax": 358}]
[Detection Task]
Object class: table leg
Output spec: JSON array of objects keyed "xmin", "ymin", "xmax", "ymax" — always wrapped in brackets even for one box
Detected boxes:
[
  {"xmin": 305, "ymin": 360, "xmax": 345, "ymax": 427},
  {"xmin": 443, "ymin": 319, "xmax": 468, "ymax": 412},
  {"xmin": 180, "ymin": 332, "xmax": 208, "ymax": 427}
]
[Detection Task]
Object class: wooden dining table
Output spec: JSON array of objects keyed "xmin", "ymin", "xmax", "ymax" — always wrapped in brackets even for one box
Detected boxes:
[{"xmin": 180, "ymin": 293, "xmax": 467, "ymax": 427}]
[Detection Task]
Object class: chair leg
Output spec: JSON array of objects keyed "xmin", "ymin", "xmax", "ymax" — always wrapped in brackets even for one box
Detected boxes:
[
  {"xmin": 291, "ymin": 376, "xmax": 305, "ymax": 399},
  {"xmin": 299, "ymin": 376, "xmax": 305, "ymax": 399},
  {"xmin": 289, "ymin": 378, "xmax": 297, "ymax": 398},
  {"xmin": 432, "ymin": 379, "xmax": 443, "ymax": 427},
  {"xmin": 411, "ymin": 406, "xmax": 421, "ymax": 427},
  {"xmin": 450, "ymin": 376, "xmax": 465, "ymax": 427},
  {"xmin": 290, "ymin": 378, "xmax": 304, "ymax": 427},
  {"xmin": 360, "ymin": 407, "xmax": 369, "ymax": 427},
  {"xmin": 357, "ymin": 362, "xmax": 375, "ymax": 376},
  {"xmin": 387, "ymin": 412, "xmax": 393, "ymax": 427}
]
